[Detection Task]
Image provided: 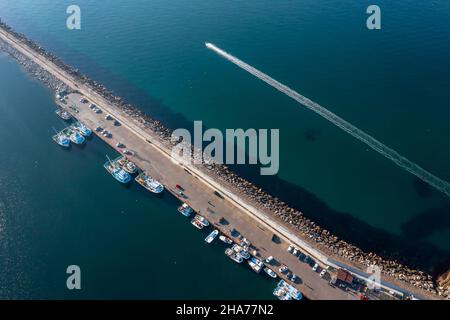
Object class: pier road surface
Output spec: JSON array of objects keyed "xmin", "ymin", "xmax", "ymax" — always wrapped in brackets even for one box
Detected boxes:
[
  {"xmin": 0, "ymin": 27, "xmax": 437, "ymax": 300},
  {"xmin": 65, "ymin": 93, "xmax": 356, "ymax": 300}
]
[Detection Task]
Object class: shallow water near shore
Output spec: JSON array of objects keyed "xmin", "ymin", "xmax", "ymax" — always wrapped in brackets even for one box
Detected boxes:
[{"xmin": 0, "ymin": 0, "xmax": 450, "ymax": 297}]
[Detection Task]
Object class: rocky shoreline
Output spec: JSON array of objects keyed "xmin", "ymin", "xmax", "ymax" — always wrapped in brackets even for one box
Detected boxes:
[{"xmin": 1, "ymin": 20, "xmax": 448, "ymax": 298}]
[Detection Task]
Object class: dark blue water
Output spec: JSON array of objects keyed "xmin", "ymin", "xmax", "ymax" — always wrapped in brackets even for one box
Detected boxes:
[{"xmin": 0, "ymin": 0, "xmax": 449, "ymax": 298}]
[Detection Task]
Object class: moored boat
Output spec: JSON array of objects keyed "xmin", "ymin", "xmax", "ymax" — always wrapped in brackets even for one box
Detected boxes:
[
  {"xmin": 69, "ymin": 130, "xmax": 85, "ymax": 144},
  {"xmin": 135, "ymin": 172, "xmax": 164, "ymax": 194},
  {"xmin": 248, "ymin": 257, "xmax": 264, "ymax": 273},
  {"xmin": 191, "ymin": 218, "xmax": 204, "ymax": 230},
  {"xmin": 55, "ymin": 108, "xmax": 71, "ymax": 120},
  {"xmin": 117, "ymin": 156, "xmax": 138, "ymax": 174},
  {"xmin": 104, "ymin": 156, "xmax": 131, "ymax": 184},
  {"xmin": 219, "ymin": 235, "xmax": 233, "ymax": 244},
  {"xmin": 52, "ymin": 129, "xmax": 70, "ymax": 148},
  {"xmin": 178, "ymin": 203, "xmax": 193, "ymax": 217},
  {"xmin": 264, "ymin": 267, "xmax": 277, "ymax": 278},
  {"xmin": 73, "ymin": 121, "xmax": 92, "ymax": 137},
  {"xmin": 273, "ymin": 280, "xmax": 302, "ymax": 300},
  {"xmin": 194, "ymin": 214, "xmax": 210, "ymax": 227},
  {"xmin": 205, "ymin": 230, "xmax": 219, "ymax": 244},
  {"xmin": 232, "ymin": 244, "xmax": 250, "ymax": 259},
  {"xmin": 225, "ymin": 248, "xmax": 243, "ymax": 264}
]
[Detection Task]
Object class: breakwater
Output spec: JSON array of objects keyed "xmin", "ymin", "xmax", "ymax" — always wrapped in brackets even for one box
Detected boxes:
[{"xmin": 0, "ymin": 20, "xmax": 448, "ymax": 298}]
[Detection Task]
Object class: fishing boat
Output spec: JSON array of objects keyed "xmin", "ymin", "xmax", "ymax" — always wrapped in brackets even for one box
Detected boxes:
[
  {"xmin": 205, "ymin": 230, "xmax": 219, "ymax": 244},
  {"xmin": 55, "ymin": 108, "xmax": 71, "ymax": 121},
  {"xmin": 52, "ymin": 128, "xmax": 70, "ymax": 148},
  {"xmin": 69, "ymin": 130, "xmax": 85, "ymax": 144},
  {"xmin": 219, "ymin": 235, "xmax": 233, "ymax": 244},
  {"xmin": 272, "ymin": 280, "xmax": 302, "ymax": 300},
  {"xmin": 248, "ymin": 257, "xmax": 264, "ymax": 273},
  {"xmin": 264, "ymin": 267, "xmax": 277, "ymax": 279},
  {"xmin": 178, "ymin": 203, "xmax": 193, "ymax": 217},
  {"xmin": 103, "ymin": 156, "xmax": 131, "ymax": 184},
  {"xmin": 135, "ymin": 172, "xmax": 164, "ymax": 194},
  {"xmin": 191, "ymin": 218, "xmax": 204, "ymax": 230},
  {"xmin": 225, "ymin": 248, "xmax": 243, "ymax": 264},
  {"xmin": 194, "ymin": 215, "xmax": 210, "ymax": 227},
  {"xmin": 116, "ymin": 156, "xmax": 138, "ymax": 174},
  {"xmin": 73, "ymin": 121, "xmax": 92, "ymax": 137},
  {"xmin": 232, "ymin": 244, "xmax": 250, "ymax": 259}
]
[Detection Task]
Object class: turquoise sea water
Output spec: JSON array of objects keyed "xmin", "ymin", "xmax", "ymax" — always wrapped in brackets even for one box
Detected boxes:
[{"xmin": 0, "ymin": 0, "xmax": 449, "ymax": 298}]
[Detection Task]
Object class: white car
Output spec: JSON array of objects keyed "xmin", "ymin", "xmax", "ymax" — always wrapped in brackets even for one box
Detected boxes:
[
  {"xmin": 292, "ymin": 248, "xmax": 298, "ymax": 256},
  {"xmin": 287, "ymin": 245, "xmax": 294, "ymax": 253},
  {"xmin": 265, "ymin": 256, "xmax": 274, "ymax": 263},
  {"xmin": 312, "ymin": 263, "xmax": 319, "ymax": 272},
  {"xmin": 320, "ymin": 269, "xmax": 327, "ymax": 278}
]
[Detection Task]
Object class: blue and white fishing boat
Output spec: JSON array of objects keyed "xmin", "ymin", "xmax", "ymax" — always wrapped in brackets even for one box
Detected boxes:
[
  {"xmin": 69, "ymin": 130, "xmax": 85, "ymax": 144},
  {"xmin": 248, "ymin": 257, "xmax": 264, "ymax": 273},
  {"xmin": 135, "ymin": 172, "xmax": 164, "ymax": 194},
  {"xmin": 52, "ymin": 128, "xmax": 70, "ymax": 148},
  {"xmin": 73, "ymin": 121, "xmax": 92, "ymax": 137},
  {"xmin": 178, "ymin": 203, "xmax": 193, "ymax": 217},
  {"xmin": 205, "ymin": 230, "xmax": 219, "ymax": 244},
  {"xmin": 104, "ymin": 156, "xmax": 131, "ymax": 184},
  {"xmin": 273, "ymin": 280, "xmax": 302, "ymax": 300}
]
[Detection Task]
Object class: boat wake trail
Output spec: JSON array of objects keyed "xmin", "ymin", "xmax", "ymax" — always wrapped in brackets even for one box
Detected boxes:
[{"xmin": 205, "ymin": 42, "xmax": 450, "ymax": 198}]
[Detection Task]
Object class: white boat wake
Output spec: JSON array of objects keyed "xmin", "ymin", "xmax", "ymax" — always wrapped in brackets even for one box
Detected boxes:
[{"xmin": 205, "ymin": 42, "xmax": 450, "ymax": 198}]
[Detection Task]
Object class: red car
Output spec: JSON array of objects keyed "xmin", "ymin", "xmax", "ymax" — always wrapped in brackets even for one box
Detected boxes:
[{"xmin": 176, "ymin": 184, "xmax": 184, "ymax": 191}]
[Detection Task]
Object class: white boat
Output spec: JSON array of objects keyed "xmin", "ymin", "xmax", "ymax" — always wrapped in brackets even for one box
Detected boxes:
[
  {"xmin": 52, "ymin": 128, "xmax": 70, "ymax": 148},
  {"xmin": 205, "ymin": 230, "xmax": 219, "ymax": 244},
  {"xmin": 248, "ymin": 257, "xmax": 264, "ymax": 273},
  {"xmin": 135, "ymin": 172, "xmax": 164, "ymax": 194},
  {"xmin": 178, "ymin": 203, "xmax": 193, "ymax": 217},
  {"xmin": 191, "ymin": 218, "xmax": 204, "ymax": 230},
  {"xmin": 232, "ymin": 244, "xmax": 250, "ymax": 259},
  {"xmin": 117, "ymin": 156, "xmax": 138, "ymax": 174},
  {"xmin": 194, "ymin": 215, "xmax": 209, "ymax": 227},
  {"xmin": 69, "ymin": 130, "xmax": 85, "ymax": 144},
  {"xmin": 104, "ymin": 156, "xmax": 131, "ymax": 184},
  {"xmin": 55, "ymin": 108, "xmax": 71, "ymax": 120},
  {"xmin": 219, "ymin": 235, "xmax": 233, "ymax": 244},
  {"xmin": 225, "ymin": 248, "xmax": 243, "ymax": 263},
  {"xmin": 264, "ymin": 267, "xmax": 277, "ymax": 278},
  {"xmin": 73, "ymin": 121, "xmax": 92, "ymax": 137}
]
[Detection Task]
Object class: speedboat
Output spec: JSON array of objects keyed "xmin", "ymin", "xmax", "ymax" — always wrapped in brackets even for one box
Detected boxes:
[
  {"xmin": 264, "ymin": 267, "xmax": 277, "ymax": 279},
  {"xmin": 219, "ymin": 235, "xmax": 233, "ymax": 244},
  {"xmin": 178, "ymin": 203, "xmax": 193, "ymax": 217},
  {"xmin": 104, "ymin": 156, "xmax": 131, "ymax": 184},
  {"xmin": 52, "ymin": 132, "xmax": 70, "ymax": 148},
  {"xmin": 205, "ymin": 230, "xmax": 219, "ymax": 244},
  {"xmin": 248, "ymin": 257, "xmax": 264, "ymax": 273},
  {"xmin": 73, "ymin": 121, "xmax": 92, "ymax": 137},
  {"xmin": 225, "ymin": 248, "xmax": 243, "ymax": 263},
  {"xmin": 194, "ymin": 215, "xmax": 209, "ymax": 227},
  {"xmin": 69, "ymin": 130, "xmax": 85, "ymax": 144},
  {"xmin": 135, "ymin": 172, "xmax": 164, "ymax": 194},
  {"xmin": 191, "ymin": 218, "xmax": 204, "ymax": 230},
  {"xmin": 55, "ymin": 108, "xmax": 71, "ymax": 120}
]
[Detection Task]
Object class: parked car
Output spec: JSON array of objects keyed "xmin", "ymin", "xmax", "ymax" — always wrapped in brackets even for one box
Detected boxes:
[
  {"xmin": 320, "ymin": 269, "xmax": 327, "ymax": 278},
  {"xmin": 265, "ymin": 256, "xmax": 274, "ymax": 264},
  {"xmin": 312, "ymin": 263, "xmax": 319, "ymax": 272},
  {"xmin": 287, "ymin": 245, "xmax": 294, "ymax": 253},
  {"xmin": 279, "ymin": 265, "xmax": 288, "ymax": 273},
  {"xmin": 292, "ymin": 248, "xmax": 298, "ymax": 256}
]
